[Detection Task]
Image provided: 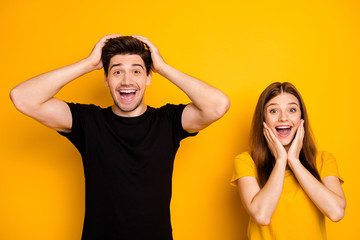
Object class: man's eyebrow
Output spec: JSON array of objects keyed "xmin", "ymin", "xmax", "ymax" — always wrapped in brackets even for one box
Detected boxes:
[
  {"xmin": 109, "ymin": 63, "xmax": 145, "ymax": 70},
  {"xmin": 110, "ymin": 63, "xmax": 122, "ymax": 70},
  {"xmin": 132, "ymin": 64, "xmax": 145, "ymax": 70}
]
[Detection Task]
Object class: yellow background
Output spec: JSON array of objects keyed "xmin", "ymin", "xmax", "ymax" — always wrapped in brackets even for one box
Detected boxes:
[{"xmin": 1, "ymin": 0, "xmax": 359, "ymax": 239}]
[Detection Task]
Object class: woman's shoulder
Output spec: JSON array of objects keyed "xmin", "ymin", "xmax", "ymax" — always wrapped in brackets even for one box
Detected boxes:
[
  {"xmin": 231, "ymin": 152, "xmax": 257, "ymax": 185},
  {"xmin": 235, "ymin": 151, "xmax": 252, "ymax": 159},
  {"xmin": 234, "ymin": 152, "xmax": 256, "ymax": 170},
  {"xmin": 316, "ymin": 151, "xmax": 342, "ymax": 180},
  {"xmin": 235, "ymin": 152, "xmax": 255, "ymax": 165},
  {"xmin": 316, "ymin": 151, "xmax": 336, "ymax": 166}
]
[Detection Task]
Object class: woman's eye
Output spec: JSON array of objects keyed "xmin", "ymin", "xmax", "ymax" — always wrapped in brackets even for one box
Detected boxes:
[
  {"xmin": 269, "ymin": 109, "xmax": 277, "ymax": 113},
  {"xmin": 289, "ymin": 108, "xmax": 297, "ymax": 113}
]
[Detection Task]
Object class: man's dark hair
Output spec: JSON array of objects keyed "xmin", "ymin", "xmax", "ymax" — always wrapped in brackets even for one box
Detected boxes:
[{"xmin": 101, "ymin": 36, "xmax": 152, "ymax": 76}]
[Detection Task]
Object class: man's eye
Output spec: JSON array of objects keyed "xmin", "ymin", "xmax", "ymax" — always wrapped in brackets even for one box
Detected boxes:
[
  {"xmin": 134, "ymin": 70, "xmax": 141, "ymax": 74},
  {"xmin": 114, "ymin": 71, "xmax": 121, "ymax": 75}
]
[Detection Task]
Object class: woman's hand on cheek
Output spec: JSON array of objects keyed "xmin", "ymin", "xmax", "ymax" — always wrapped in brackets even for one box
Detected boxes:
[
  {"xmin": 287, "ymin": 119, "xmax": 304, "ymax": 165},
  {"xmin": 263, "ymin": 122, "xmax": 287, "ymax": 163}
]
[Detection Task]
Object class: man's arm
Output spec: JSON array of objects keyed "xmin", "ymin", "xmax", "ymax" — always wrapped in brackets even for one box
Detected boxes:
[
  {"xmin": 10, "ymin": 34, "xmax": 121, "ymax": 132},
  {"xmin": 133, "ymin": 35, "xmax": 231, "ymax": 133}
]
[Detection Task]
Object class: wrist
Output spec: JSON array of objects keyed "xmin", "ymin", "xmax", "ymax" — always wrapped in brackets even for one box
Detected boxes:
[
  {"xmin": 80, "ymin": 58, "xmax": 100, "ymax": 73},
  {"xmin": 275, "ymin": 157, "xmax": 287, "ymax": 168},
  {"xmin": 156, "ymin": 62, "xmax": 171, "ymax": 76},
  {"xmin": 287, "ymin": 157, "xmax": 301, "ymax": 169}
]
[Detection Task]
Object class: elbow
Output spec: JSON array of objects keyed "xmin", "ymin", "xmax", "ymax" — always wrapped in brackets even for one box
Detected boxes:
[
  {"xmin": 328, "ymin": 211, "xmax": 345, "ymax": 222},
  {"xmin": 10, "ymin": 87, "xmax": 22, "ymax": 110},
  {"xmin": 212, "ymin": 94, "xmax": 231, "ymax": 120},
  {"xmin": 250, "ymin": 208, "xmax": 272, "ymax": 226},
  {"xmin": 328, "ymin": 206, "xmax": 346, "ymax": 222},
  {"xmin": 328, "ymin": 198, "xmax": 346, "ymax": 222},
  {"xmin": 10, "ymin": 87, "xmax": 33, "ymax": 114},
  {"xmin": 253, "ymin": 213, "xmax": 271, "ymax": 226}
]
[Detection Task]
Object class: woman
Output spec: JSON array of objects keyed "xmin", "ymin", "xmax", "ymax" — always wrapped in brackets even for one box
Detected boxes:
[{"xmin": 231, "ymin": 82, "xmax": 346, "ymax": 240}]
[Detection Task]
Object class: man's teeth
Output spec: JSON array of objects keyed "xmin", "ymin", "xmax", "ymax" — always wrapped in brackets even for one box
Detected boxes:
[{"xmin": 120, "ymin": 90, "xmax": 136, "ymax": 93}]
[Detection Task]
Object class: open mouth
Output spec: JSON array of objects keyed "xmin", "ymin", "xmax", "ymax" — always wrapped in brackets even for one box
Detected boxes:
[
  {"xmin": 119, "ymin": 89, "xmax": 137, "ymax": 102},
  {"xmin": 275, "ymin": 126, "xmax": 292, "ymax": 137}
]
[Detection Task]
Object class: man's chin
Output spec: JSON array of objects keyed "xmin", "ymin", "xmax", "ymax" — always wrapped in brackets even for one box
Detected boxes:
[{"xmin": 113, "ymin": 100, "xmax": 146, "ymax": 114}]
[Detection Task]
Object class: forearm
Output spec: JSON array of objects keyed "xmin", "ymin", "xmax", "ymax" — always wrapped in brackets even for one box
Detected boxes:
[
  {"xmin": 289, "ymin": 159, "xmax": 346, "ymax": 221},
  {"xmin": 10, "ymin": 59, "xmax": 94, "ymax": 113},
  {"xmin": 158, "ymin": 64, "xmax": 230, "ymax": 121},
  {"xmin": 246, "ymin": 160, "xmax": 287, "ymax": 225}
]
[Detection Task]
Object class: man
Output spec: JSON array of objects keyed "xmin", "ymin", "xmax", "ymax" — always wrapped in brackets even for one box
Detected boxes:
[{"xmin": 10, "ymin": 34, "xmax": 230, "ymax": 240}]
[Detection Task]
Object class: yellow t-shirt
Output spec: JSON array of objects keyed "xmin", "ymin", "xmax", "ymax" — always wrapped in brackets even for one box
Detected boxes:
[{"xmin": 231, "ymin": 151, "xmax": 343, "ymax": 240}]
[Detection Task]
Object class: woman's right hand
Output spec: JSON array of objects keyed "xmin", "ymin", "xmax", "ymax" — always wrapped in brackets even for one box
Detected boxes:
[{"xmin": 263, "ymin": 122, "xmax": 287, "ymax": 163}]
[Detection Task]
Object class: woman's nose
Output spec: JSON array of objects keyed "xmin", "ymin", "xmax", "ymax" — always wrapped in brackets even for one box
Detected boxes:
[{"xmin": 278, "ymin": 111, "xmax": 288, "ymax": 122}]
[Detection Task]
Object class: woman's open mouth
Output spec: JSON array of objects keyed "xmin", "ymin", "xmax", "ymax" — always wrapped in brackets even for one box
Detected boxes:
[{"xmin": 275, "ymin": 125, "xmax": 292, "ymax": 137}]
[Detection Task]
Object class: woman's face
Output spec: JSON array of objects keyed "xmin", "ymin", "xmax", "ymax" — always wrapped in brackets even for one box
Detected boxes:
[{"xmin": 264, "ymin": 93, "xmax": 302, "ymax": 147}]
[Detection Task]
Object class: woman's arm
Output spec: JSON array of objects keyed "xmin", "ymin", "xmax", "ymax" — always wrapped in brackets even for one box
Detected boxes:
[
  {"xmin": 287, "ymin": 122, "xmax": 346, "ymax": 222},
  {"xmin": 237, "ymin": 160, "xmax": 286, "ymax": 226},
  {"xmin": 237, "ymin": 122, "xmax": 287, "ymax": 226}
]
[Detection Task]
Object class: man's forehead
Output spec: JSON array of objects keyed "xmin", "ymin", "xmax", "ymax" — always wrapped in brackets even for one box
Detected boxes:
[{"xmin": 109, "ymin": 54, "xmax": 145, "ymax": 66}]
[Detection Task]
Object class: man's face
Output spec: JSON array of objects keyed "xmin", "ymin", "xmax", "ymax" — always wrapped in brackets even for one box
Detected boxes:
[{"xmin": 105, "ymin": 54, "xmax": 151, "ymax": 117}]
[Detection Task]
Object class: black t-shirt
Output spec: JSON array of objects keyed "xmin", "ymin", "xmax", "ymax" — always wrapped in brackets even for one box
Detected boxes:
[{"xmin": 58, "ymin": 103, "xmax": 197, "ymax": 240}]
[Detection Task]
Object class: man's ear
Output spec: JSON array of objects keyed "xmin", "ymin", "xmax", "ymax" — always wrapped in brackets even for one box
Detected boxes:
[
  {"xmin": 146, "ymin": 71, "xmax": 152, "ymax": 86},
  {"xmin": 104, "ymin": 72, "xmax": 109, "ymax": 87}
]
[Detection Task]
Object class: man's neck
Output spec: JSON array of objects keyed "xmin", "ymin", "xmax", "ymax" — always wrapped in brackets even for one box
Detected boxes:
[{"xmin": 111, "ymin": 104, "xmax": 148, "ymax": 117}]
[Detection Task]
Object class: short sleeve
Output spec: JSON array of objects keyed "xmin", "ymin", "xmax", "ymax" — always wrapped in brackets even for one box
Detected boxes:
[
  {"xmin": 317, "ymin": 151, "xmax": 344, "ymax": 182},
  {"xmin": 162, "ymin": 104, "xmax": 198, "ymax": 141},
  {"xmin": 230, "ymin": 152, "xmax": 257, "ymax": 186},
  {"xmin": 57, "ymin": 102, "xmax": 96, "ymax": 153}
]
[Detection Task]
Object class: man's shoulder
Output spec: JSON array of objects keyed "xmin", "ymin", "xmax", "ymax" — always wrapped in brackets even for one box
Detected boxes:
[
  {"xmin": 66, "ymin": 102, "xmax": 105, "ymax": 109},
  {"xmin": 65, "ymin": 102, "xmax": 110, "ymax": 121},
  {"xmin": 66, "ymin": 102, "xmax": 108, "ymax": 113},
  {"xmin": 156, "ymin": 103, "xmax": 187, "ymax": 112}
]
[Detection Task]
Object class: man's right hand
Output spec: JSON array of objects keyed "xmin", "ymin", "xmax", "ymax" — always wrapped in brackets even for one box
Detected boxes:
[
  {"xmin": 86, "ymin": 34, "xmax": 122, "ymax": 70},
  {"xmin": 10, "ymin": 35, "xmax": 120, "ymax": 132}
]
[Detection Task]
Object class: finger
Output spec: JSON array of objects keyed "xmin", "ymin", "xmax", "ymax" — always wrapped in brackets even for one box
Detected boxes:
[
  {"xmin": 100, "ymin": 34, "xmax": 122, "ymax": 43},
  {"xmin": 263, "ymin": 128, "xmax": 271, "ymax": 144},
  {"xmin": 294, "ymin": 120, "xmax": 304, "ymax": 143},
  {"xmin": 104, "ymin": 34, "xmax": 122, "ymax": 39},
  {"xmin": 132, "ymin": 35, "xmax": 157, "ymax": 50},
  {"xmin": 132, "ymin": 35, "xmax": 149, "ymax": 44},
  {"xmin": 94, "ymin": 34, "xmax": 123, "ymax": 50},
  {"xmin": 132, "ymin": 35, "xmax": 149, "ymax": 41},
  {"xmin": 299, "ymin": 120, "xmax": 305, "ymax": 142},
  {"xmin": 264, "ymin": 122, "xmax": 279, "ymax": 144},
  {"xmin": 263, "ymin": 122, "xmax": 272, "ymax": 142},
  {"xmin": 263, "ymin": 123, "xmax": 279, "ymax": 149}
]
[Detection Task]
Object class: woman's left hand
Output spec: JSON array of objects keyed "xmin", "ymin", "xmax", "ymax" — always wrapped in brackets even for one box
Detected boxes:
[{"xmin": 287, "ymin": 119, "xmax": 304, "ymax": 164}]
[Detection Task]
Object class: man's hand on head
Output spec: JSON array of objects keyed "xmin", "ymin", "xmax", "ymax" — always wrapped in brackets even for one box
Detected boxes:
[
  {"xmin": 132, "ymin": 35, "xmax": 167, "ymax": 74},
  {"xmin": 87, "ymin": 34, "xmax": 122, "ymax": 70}
]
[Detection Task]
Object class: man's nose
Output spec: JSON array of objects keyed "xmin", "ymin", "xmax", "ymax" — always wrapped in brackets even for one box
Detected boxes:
[{"xmin": 121, "ymin": 72, "xmax": 131, "ymax": 85}]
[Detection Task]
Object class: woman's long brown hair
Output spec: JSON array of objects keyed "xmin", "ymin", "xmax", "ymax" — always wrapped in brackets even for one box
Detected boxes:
[{"xmin": 250, "ymin": 82, "xmax": 321, "ymax": 187}]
